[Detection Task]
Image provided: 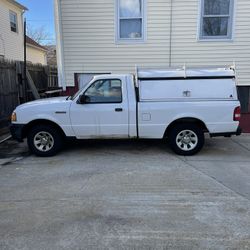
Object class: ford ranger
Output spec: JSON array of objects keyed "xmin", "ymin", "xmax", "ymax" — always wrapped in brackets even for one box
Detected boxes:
[{"xmin": 10, "ymin": 67, "xmax": 242, "ymax": 156}]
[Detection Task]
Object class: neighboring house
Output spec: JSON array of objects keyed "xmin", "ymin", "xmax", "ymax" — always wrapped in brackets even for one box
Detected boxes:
[
  {"xmin": 45, "ymin": 45, "xmax": 57, "ymax": 66},
  {"xmin": 54, "ymin": 0, "xmax": 250, "ymax": 108},
  {"xmin": 26, "ymin": 36, "xmax": 47, "ymax": 65},
  {"xmin": 0, "ymin": 0, "xmax": 27, "ymax": 61}
]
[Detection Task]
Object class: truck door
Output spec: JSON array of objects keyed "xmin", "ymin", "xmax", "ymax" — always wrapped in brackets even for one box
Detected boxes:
[{"xmin": 70, "ymin": 77, "xmax": 129, "ymax": 138}]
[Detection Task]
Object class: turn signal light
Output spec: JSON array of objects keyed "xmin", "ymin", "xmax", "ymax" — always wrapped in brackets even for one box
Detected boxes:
[
  {"xmin": 233, "ymin": 106, "xmax": 241, "ymax": 121},
  {"xmin": 11, "ymin": 112, "xmax": 17, "ymax": 122}
]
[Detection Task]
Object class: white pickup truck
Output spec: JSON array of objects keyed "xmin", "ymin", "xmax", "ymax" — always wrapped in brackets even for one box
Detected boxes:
[{"xmin": 10, "ymin": 67, "xmax": 241, "ymax": 157}]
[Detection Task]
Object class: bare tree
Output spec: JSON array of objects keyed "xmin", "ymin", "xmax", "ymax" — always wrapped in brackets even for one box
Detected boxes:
[{"xmin": 26, "ymin": 24, "xmax": 50, "ymax": 44}]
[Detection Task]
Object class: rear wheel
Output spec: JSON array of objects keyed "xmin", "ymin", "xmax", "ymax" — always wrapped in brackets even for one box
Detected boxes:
[
  {"xmin": 168, "ymin": 123, "xmax": 204, "ymax": 156},
  {"xmin": 27, "ymin": 124, "xmax": 63, "ymax": 157}
]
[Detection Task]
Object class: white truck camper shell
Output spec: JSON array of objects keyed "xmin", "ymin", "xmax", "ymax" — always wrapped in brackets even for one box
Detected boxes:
[
  {"xmin": 137, "ymin": 67, "xmax": 237, "ymax": 101},
  {"xmin": 137, "ymin": 67, "xmax": 235, "ymax": 79}
]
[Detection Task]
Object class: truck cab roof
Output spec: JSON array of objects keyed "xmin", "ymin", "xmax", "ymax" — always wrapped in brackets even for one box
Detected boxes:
[{"xmin": 92, "ymin": 74, "xmax": 131, "ymax": 80}]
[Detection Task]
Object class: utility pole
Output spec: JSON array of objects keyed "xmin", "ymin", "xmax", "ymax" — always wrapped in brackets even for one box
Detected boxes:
[{"xmin": 23, "ymin": 18, "xmax": 27, "ymax": 102}]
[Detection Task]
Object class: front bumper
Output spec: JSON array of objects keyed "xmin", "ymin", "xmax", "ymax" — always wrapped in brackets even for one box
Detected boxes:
[
  {"xmin": 10, "ymin": 124, "xmax": 25, "ymax": 142},
  {"xmin": 210, "ymin": 126, "xmax": 242, "ymax": 138}
]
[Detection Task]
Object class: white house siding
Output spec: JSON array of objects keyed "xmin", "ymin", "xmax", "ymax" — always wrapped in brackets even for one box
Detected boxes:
[
  {"xmin": 170, "ymin": 0, "xmax": 250, "ymax": 86},
  {"xmin": 58, "ymin": 0, "xmax": 250, "ymax": 87},
  {"xmin": 26, "ymin": 45, "xmax": 47, "ymax": 65},
  {"xmin": 0, "ymin": 0, "xmax": 24, "ymax": 61},
  {"xmin": 59, "ymin": 0, "xmax": 171, "ymax": 86}
]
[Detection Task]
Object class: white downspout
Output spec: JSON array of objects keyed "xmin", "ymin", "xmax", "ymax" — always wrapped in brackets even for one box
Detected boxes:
[
  {"xmin": 0, "ymin": 34, "xmax": 6, "ymax": 58},
  {"xmin": 169, "ymin": 0, "xmax": 173, "ymax": 67},
  {"xmin": 54, "ymin": 0, "xmax": 66, "ymax": 91}
]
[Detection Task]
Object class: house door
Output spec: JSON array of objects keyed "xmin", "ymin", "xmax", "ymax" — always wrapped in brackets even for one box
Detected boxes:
[{"xmin": 77, "ymin": 73, "xmax": 109, "ymax": 90}]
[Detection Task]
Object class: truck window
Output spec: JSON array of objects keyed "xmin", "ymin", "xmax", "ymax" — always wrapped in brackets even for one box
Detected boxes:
[{"xmin": 84, "ymin": 79, "xmax": 122, "ymax": 103}]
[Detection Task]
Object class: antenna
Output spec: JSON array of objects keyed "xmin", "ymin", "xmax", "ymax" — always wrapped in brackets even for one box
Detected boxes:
[
  {"xmin": 230, "ymin": 61, "xmax": 235, "ymax": 70},
  {"xmin": 233, "ymin": 61, "xmax": 237, "ymax": 82}
]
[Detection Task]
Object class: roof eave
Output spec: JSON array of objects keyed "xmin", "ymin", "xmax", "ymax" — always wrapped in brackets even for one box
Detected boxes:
[
  {"xmin": 7, "ymin": 0, "xmax": 28, "ymax": 11},
  {"xmin": 26, "ymin": 43, "xmax": 47, "ymax": 52}
]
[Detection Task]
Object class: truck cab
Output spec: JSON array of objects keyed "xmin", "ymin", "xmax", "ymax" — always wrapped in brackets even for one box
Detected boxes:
[{"xmin": 70, "ymin": 74, "xmax": 137, "ymax": 139}]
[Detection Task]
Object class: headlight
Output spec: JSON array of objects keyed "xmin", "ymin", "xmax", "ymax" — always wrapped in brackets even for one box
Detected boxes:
[{"xmin": 11, "ymin": 112, "xmax": 17, "ymax": 122}]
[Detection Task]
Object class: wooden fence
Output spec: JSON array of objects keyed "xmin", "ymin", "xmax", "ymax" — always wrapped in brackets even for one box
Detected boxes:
[
  {"xmin": 0, "ymin": 61, "xmax": 19, "ymax": 128},
  {"xmin": 0, "ymin": 59, "xmax": 59, "ymax": 129},
  {"xmin": 48, "ymin": 66, "xmax": 58, "ymax": 88}
]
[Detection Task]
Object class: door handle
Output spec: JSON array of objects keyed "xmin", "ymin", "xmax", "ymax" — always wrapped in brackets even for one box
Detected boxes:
[{"xmin": 115, "ymin": 108, "xmax": 123, "ymax": 112}]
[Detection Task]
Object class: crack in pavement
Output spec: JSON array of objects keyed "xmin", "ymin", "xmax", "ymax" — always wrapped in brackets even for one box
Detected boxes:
[
  {"xmin": 0, "ymin": 156, "xmax": 28, "ymax": 169},
  {"xmin": 231, "ymin": 137, "xmax": 250, "ymax": 152},
  {"xmin": 176, "ymin": 154, "xmax": 250, "ymax": 203}
]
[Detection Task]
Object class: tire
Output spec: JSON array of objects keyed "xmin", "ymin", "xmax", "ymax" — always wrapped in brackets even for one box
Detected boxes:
[
  {"xmin": 168, "ymin": 123, "xmax": 204, "ymax": 156},
  {"xmin": 27, "ymin": 124, "xmax": 63, "ymax": 157}
]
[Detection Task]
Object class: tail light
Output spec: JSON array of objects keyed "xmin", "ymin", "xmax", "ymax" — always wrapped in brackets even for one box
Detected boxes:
[{"xmin": 233, "ymin": 106, "xmax": 241, "ymax": 121}]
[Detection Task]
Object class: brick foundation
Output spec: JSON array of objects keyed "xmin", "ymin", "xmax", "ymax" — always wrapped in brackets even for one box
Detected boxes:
[{"xmin": 240, "ymin": 114, "xmax": 250, "ymax": 133}]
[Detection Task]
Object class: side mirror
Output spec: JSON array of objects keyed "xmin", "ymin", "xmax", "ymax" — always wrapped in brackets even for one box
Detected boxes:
[{"xmin": 78, "ymin": 94, "xmax": 90, "ymax": 104}]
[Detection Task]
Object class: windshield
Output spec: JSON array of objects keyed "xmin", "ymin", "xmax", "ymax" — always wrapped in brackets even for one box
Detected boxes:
[
  {"xmin": 71, "ymin": 78, "xmax": 94, "ymax": 100},
  {"xmin": 71, "ymin": 89, "xmax": 83, "ymax": 100}
]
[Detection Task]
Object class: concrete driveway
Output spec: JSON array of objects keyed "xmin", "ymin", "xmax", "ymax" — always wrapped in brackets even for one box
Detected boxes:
[{"xmin": 0, "ymin": 136, "xmax": 250, "ymax": 250}]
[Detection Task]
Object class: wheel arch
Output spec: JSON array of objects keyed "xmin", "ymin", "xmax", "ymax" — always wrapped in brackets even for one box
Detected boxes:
[
  {"xmin": 22, "ymin": 119, "xmax": 66, "ymax": 139},
  {"xmin": 164, "ymin": 117, "xmax": 209, "ymax": 138}
]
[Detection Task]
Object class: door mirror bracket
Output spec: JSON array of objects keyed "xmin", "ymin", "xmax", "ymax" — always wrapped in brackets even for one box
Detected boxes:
[{"xmin": 78, "ymin": 94, "xmax": 90, "ymax": 104}]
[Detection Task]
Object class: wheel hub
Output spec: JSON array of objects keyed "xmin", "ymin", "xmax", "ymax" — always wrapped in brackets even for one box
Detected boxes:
[
  {"xmin": 41, "ymin": 137, "xmax": 49, "ymax": 145},
  {"xmin": 33, "ymin": 131, "xmax": 54, "ymax": 152},
  {"xmin": 176, "ymin": 130, "xmax": 198, "ymax": 151},
  {"xmin": 182, "ymin": 135, "xmax": 191, "ymax": 144}
]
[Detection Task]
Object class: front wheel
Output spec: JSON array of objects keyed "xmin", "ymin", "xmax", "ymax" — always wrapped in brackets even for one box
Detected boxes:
[
  {"xmin": 168, "ymin": 123, "xmax": 204, "ymax": 156},
  {"xmin": 27, "ymin": 124, "xmax": 63, "ymax": 157}
]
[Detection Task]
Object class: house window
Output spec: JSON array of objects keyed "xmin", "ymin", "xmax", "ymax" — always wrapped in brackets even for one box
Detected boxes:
[
  {"xmin": 199, "ymin": 0, "xmax": 234, "ymax": 40},
  {"xmin": 116, "ymin": 0, "xmax": 146, "ymax": 42},
  {"xmin": 10, "ymin": 11, "xmax": 18, "ymax": 33}
]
